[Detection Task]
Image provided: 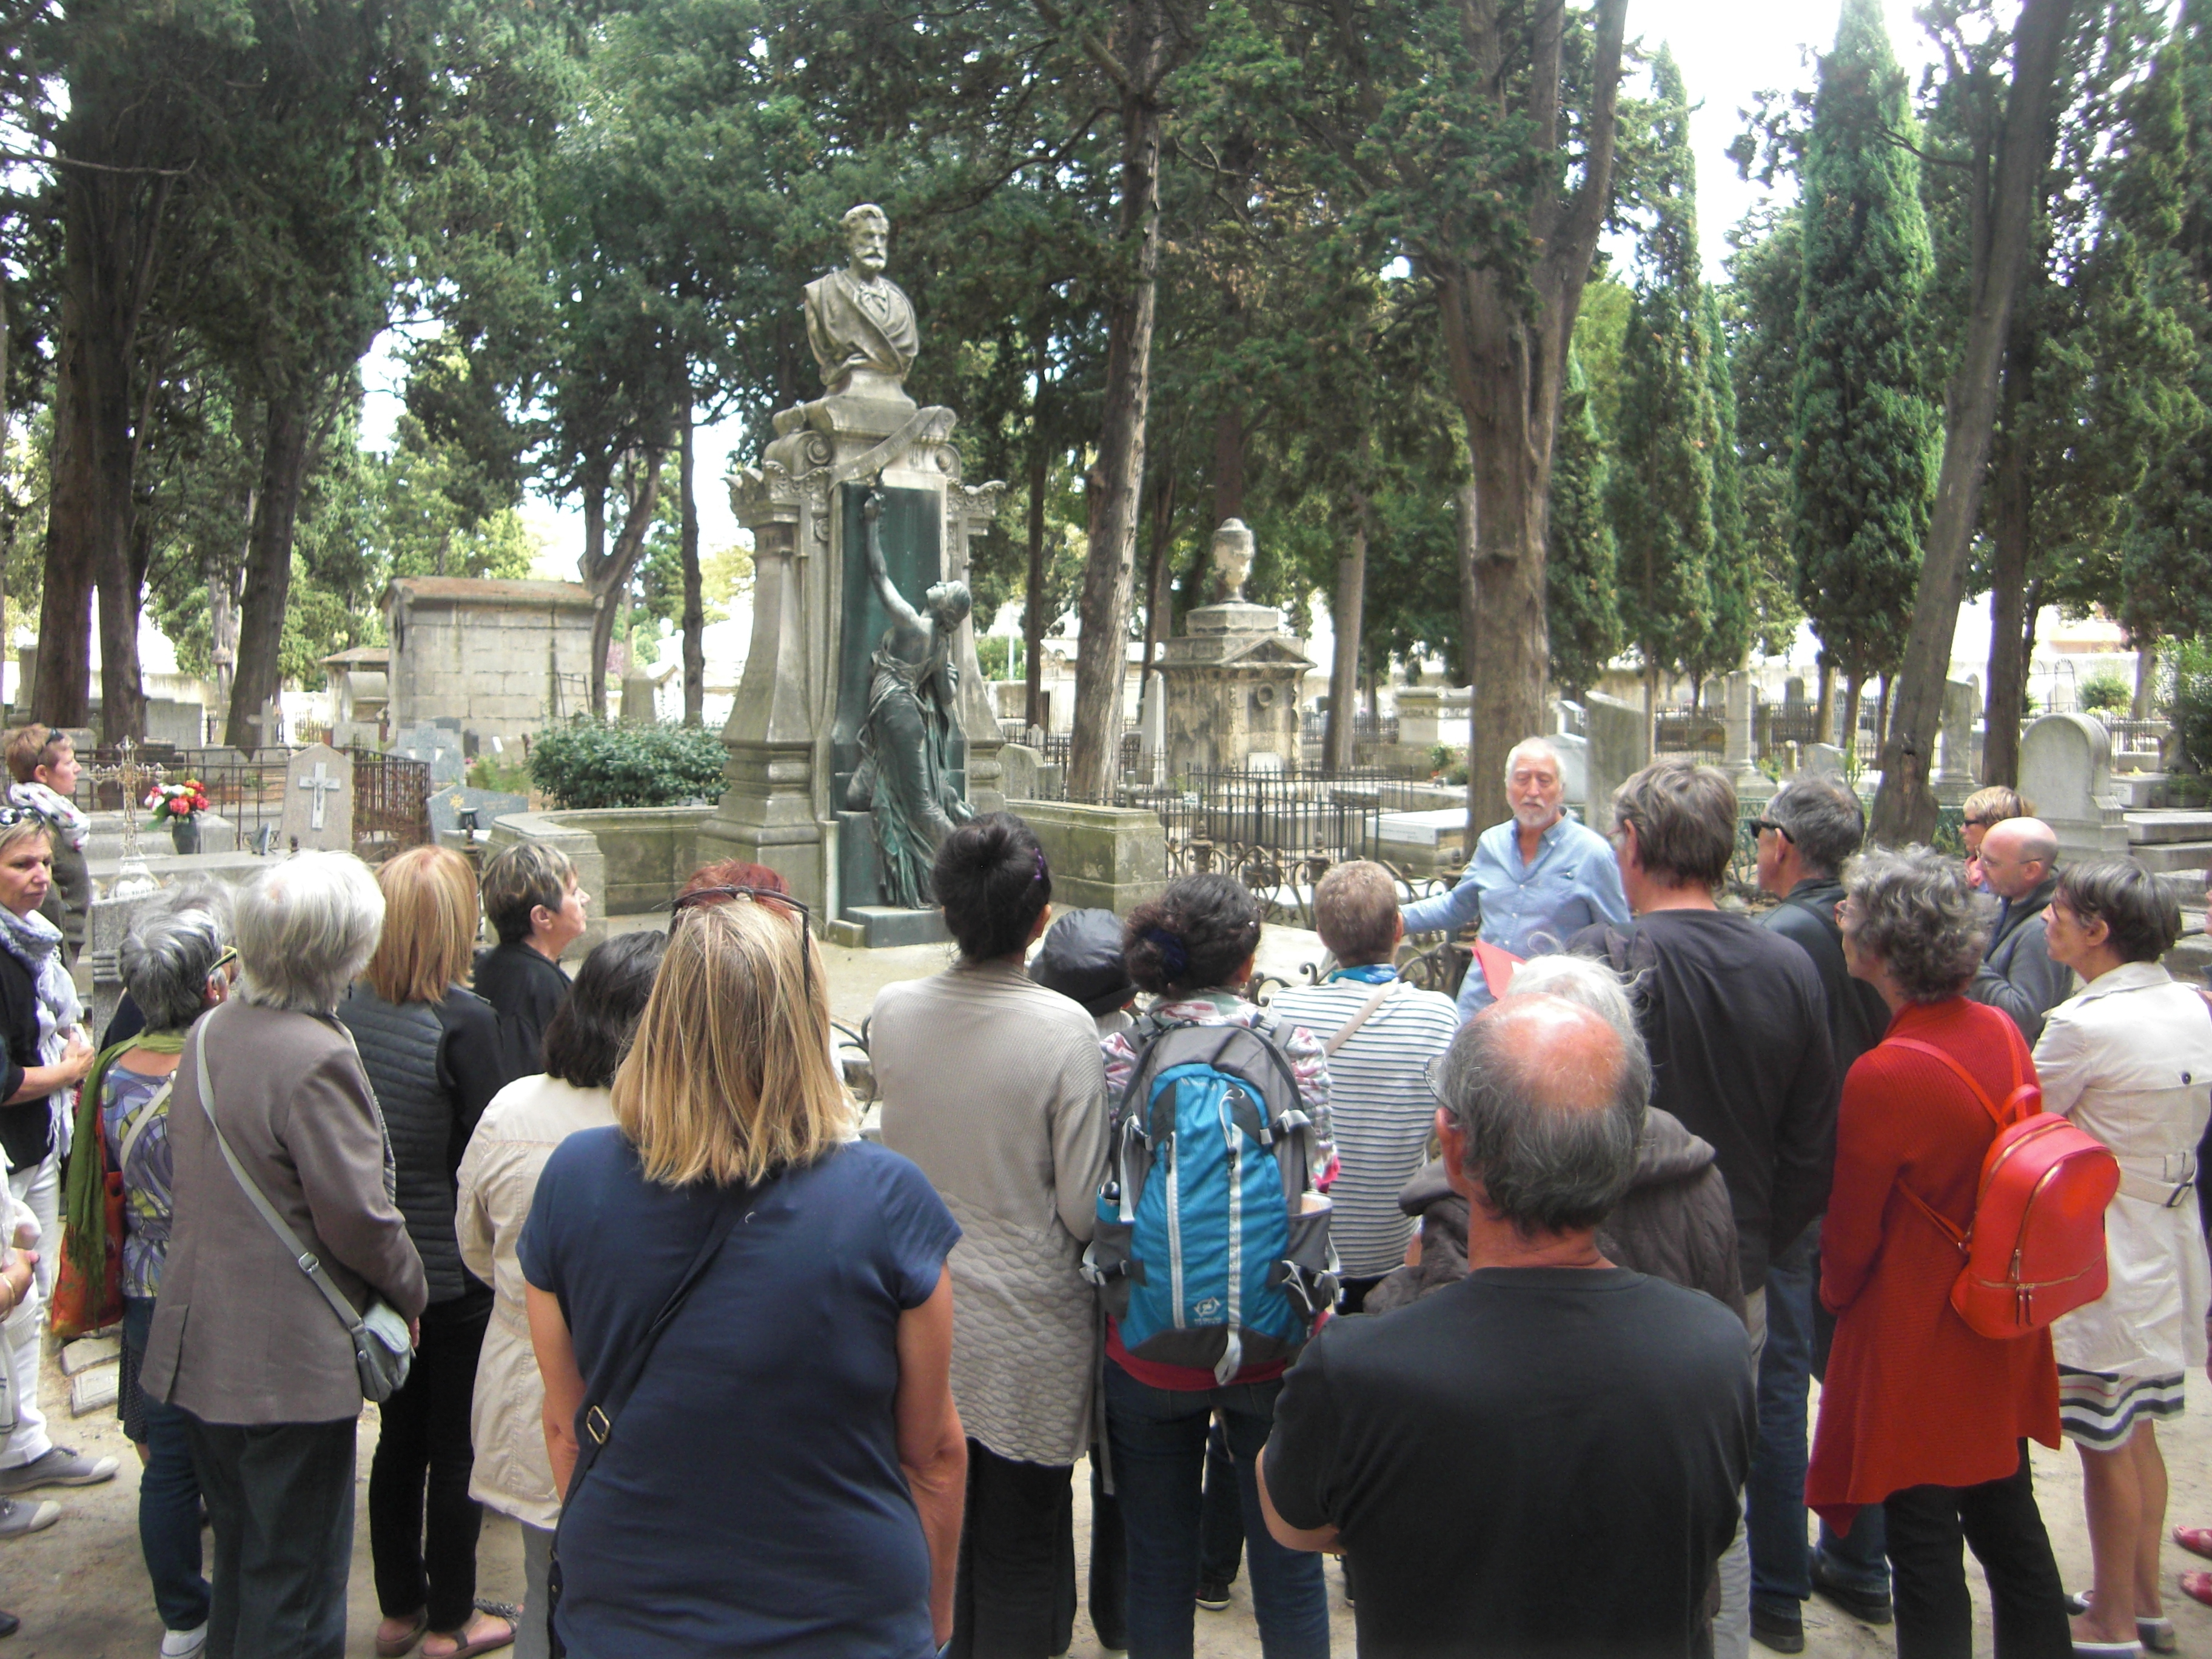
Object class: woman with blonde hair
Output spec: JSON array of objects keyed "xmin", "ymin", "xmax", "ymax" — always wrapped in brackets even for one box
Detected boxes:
[
  {"xmin": 523, "ymin": 894, "xmax": 967, "ymax": 1658},
  {"xmin": 340, "ymin": 846, "xmax": 514, "ymax": 1659}
]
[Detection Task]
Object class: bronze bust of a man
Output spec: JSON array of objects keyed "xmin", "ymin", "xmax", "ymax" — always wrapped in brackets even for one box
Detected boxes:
[{"xmin": 803, "ymin": 204, "xmax": 919, "ymax": 397}]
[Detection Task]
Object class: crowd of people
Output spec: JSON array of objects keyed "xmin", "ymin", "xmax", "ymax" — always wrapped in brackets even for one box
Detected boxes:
[{"xmin": 0, "ymin": 717, "xmax": 2201, "ymax": 1658}]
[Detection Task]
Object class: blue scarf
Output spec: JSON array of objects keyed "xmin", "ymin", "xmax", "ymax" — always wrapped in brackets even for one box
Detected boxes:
[{"xmin": 1329, "ymin": 963, "xmax": 1398, "ymax": 985}]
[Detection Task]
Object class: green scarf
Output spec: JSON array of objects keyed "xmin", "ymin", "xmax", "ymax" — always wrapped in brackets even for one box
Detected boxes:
[{"xmin": 62, "ymin": 1031, "xmax": 187, "ymax": 1283}]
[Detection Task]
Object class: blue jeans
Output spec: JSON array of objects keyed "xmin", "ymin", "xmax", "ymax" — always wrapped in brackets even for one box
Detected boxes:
[
  {"xmin": 1103, "ymin": 1362, "xmax": 1329, "ymax": 1659},
  {"xmin": 124, "ymin": 1296, "xmax": 212, "ymax": 1634},
  {"xmin": 1751, "ymin": 1229, "xmax": 1888, "ymax": 1618}
]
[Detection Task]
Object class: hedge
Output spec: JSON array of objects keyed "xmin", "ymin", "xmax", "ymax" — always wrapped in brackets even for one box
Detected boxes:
[{"xmin": 528, "ymin": 718, "xmax": 728, "ymax": 809}]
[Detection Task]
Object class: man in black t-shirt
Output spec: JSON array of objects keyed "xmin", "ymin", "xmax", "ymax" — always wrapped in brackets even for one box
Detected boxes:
[{"xmin": 1259, "ymin": 994, "xmax": 1755, "ymax": 1658}]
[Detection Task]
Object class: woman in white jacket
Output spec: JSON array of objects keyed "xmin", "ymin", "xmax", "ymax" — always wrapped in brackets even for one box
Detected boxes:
[
  {"xmin": 2036, "ymin": 858, "xmax": 2212, "ymax": 1656},
  {"xmin": 455, "ymin": 932, "xmax": 666, "ymax": 1659}
]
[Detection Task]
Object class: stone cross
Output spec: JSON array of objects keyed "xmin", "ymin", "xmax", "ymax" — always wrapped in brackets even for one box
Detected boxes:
[{"xmin": 297, "ymin": 761, "xmax": 342, "ymax": 831}]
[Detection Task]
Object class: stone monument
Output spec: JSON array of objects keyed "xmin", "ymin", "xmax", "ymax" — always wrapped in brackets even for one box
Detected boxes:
[
  {"xmin": 281, "ymin": 742, "xmax": 354, "ymax": 853},
  {"xmin": 1936, "ymin": 679, "xmax": 1981, "ymax": 805},
  {"xmin": 2018, "ymin": 713, "xmax": 2130, "ymax": 861},
  {"xmin": 1155, "ymin": 520, "xmax": 1315, "ymax": 777},
  {"xmin": 700, "ymin": 203, "xmax": 1005, "ymax": 939},
  {"xmin": 1723, "ymin": 671, "xmax": 1774, "ymax": 802}
]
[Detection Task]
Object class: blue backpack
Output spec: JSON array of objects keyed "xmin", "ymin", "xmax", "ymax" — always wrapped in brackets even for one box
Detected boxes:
[{"xmin": 1082, "ymin": 1014, "xmax": 1339, "ymax": 1383}]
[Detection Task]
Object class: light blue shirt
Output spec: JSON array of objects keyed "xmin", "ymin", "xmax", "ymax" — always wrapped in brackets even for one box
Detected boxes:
[{"xmin": 1400, "ymin": 809, "xmax": 1631, "ymax": 1019}]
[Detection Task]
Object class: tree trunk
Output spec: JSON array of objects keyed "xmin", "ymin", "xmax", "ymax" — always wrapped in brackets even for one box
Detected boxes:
[
  {"xmin": 1869, "ymin": 0, "xmax": 2074, "ymax": 842},
  {"xmin": 1430, "ymin": 0, "xmax": 1629, "ymax": 833},
  {"xmin": 1875, "ymin": 674, "xmax": 1892, "ymax": 751},
  {"xmin": 226, "ymin": 392, "xmax": 313, "ymax": 749},
  {"xmin": 1983, "ymin": 362, "xmax": 2033, "ymax": 786},
  {"xmin": 2133, "ymin": 645, "xmax": 2158, "ymax": 720},
  {"xmin": 1067, "ymin": 3, "xmax": 1168, "ymax": 804},
  {"xmin": 96, "ymin": 513, "xmax": 148, "ymax": 743},
  {"xmin": 1841, "ymin": 671, "xmax": 1864, "ymax": 766},
  {"xmin": 1815, "ymin": 654, "xmax": 1835, "ymax": 745},
  {"xmin": 1643, "ymin": 660, "xmax": 1660, "ymax": 757},
  {"xmin": 1023, "ymin": 443, "xmax": 1048, "ymax": 734},
  {"xmin": 679, "ymin": 405, "xmax": 705, "ymax": 726},
  {"xmin": 1136, "ymin": 460, "xmax": 1177, "ymax": 765},
  {"xmin": 1325, "ymin": 495, "xmax": 1369, "ymax": 772},
  {"xmin": 584, "ymin": 448, "xmax": 664, "ymax": 720}
]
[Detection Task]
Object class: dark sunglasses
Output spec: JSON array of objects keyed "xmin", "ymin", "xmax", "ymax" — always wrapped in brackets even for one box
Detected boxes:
[
  {"xmin": 0, "ymin": 808, "xmax": 39, "ymax": 828},
  {"xmin": 667, "ymin": 885, "xmax": 817, "ymax": 1002},
  {"xmin": 1751, "ymin": 817, "xmax": 1794, "ymax": 842}
]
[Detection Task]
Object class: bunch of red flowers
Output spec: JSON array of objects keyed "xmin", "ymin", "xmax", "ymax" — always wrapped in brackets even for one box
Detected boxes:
[{"xmin": 144, "ymin": 780, "xmax": 212, "ymax": 823}]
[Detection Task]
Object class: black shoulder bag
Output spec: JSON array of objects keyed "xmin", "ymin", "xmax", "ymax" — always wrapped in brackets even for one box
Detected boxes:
[{"xmin": 545, "ymin": 1190, "xmax": 745, "ymax": 1658}]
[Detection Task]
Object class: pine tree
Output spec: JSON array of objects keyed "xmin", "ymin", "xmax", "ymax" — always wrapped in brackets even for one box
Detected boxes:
[
  {"xmin": 1609, "ymin": 45, "xmax": 1716, "ymax": 725},
  {"xmin": 1789, "ymin": 0, "xmax": 1942, "ymax": 734},
  {"xmin": 1547, "ymin": 352, "xmax": 1621, "ymax": 699}
]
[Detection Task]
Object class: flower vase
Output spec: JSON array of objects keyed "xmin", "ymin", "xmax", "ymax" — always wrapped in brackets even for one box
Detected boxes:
[{"xmin": 169, "ymin": 817, "xmax": 200, "ymax": 856}]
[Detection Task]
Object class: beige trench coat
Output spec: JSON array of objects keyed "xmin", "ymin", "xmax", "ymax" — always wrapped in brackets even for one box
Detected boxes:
[{"xmin": 455, "ymin": 1074, "xmax": 617, "ymax": 1530}]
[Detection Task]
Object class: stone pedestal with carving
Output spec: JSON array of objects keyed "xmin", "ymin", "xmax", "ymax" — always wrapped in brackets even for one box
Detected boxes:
[
  {"xmin": 700, "ymin": 402, "xmax": 1005, "ymax": 922},
  {"xmin": 1155, "ymin": 520, "xmax": 1315, "ymax": 779}
]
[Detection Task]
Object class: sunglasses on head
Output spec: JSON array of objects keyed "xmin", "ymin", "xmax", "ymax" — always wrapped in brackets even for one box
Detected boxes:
[
  {"xmin": 1751, "ymin": 817, "xmax": 1794, "ymax": 842},
  {"xmin": 667, "ymin": 885, "xmax": 817, "ymax": 1001}
]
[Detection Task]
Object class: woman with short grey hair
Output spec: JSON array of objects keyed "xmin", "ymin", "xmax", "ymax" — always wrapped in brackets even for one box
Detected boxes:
[
  {"xmin": 2034, "ymin": 859, "xmax": 2212, "ymax": 1652},
  {"xmin": 1808, "ymin": 847, "xmax": 2070, "ymax": 1656},
  {"xmin": 142, "ymin": 852, "xmax": 427, "ymax": 1658},
  {"xmin": 64, "ymin": 890, "xmax": 238, "ymax": 1654}
]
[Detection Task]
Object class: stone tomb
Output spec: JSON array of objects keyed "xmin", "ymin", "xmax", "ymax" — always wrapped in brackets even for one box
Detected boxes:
[
  {"xmin": 384, "ymin": 577, "xmax": 597, "ymax": 741},
  {"xmin": 2019, "ymin": 713, "xmax": 2130, "ymax": 861},
  {"xmin": 280, "ymin": 743, "xmax": 354, "ymax": 853},
  {"xmin": 1155, "ymin": 520, "xmax": 1314, "ymax": 778},
  {"xmin": 395, "ymin": 725, "xmax": 468, "ymax": 788}
]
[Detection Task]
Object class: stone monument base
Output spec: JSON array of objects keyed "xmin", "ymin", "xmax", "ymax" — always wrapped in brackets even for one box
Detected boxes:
[
  {"xmin": 825, "ymin": 906, "xmax": 953, "ymax": 950},
  {"xmin": 1019, "ymin": 801, "xmax": 1168, "ymax": 915}
]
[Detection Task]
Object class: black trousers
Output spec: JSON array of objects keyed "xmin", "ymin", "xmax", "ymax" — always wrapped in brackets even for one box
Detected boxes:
[
  {"xmin": 1884, "ymin": 1441, "xmax": 2071, "ymax": 1659},
  {"xmin": 1088, "ymin": 1451, "xmax": 1127, "ymax": 1652},
  {"xmin": 948, "ymin": 1441, "xmax": 1078, "ymax": 1659},
  {"xmin": 185, "ymin": 1414, "xmax": 357, "ymax": 1659},
  {"xmin": 369, "ymin": 1294, "xmax": 490, "ymax": 1632}
]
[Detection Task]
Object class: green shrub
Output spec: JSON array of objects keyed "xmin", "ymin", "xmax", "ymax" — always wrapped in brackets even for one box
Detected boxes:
[
  {"xmin": 976, "ymin": 636, "xmax": 1015, "ymax": 680},
  {"xmin": 2078, "ymin": 672, "xmax": 2132, "ymax": 714},
  {"xmin": 2168, "ymin": 642, "xmax": 2212, "ymax": 773},
  {"xmin": 528, "ymin": 718, "xmax": 728, "ymax": 809},
  {"xmin": 466, "ymin": 756, "xmax": 532, "ymax": 794}
]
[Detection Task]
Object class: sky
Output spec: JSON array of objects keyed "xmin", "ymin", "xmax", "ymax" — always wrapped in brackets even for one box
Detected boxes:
[{"xmin": 358, "ymin": 0, "xmax": 1941, "ymax": 593}]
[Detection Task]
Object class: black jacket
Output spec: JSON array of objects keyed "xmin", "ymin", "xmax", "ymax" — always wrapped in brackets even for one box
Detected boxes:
[
  {"xmin": 1762, "ymin": 877, "xmax": 1891, "ymax": 1078},
  {"xmin": 338, "ymin": 982, "xmax": 508, "ymax": 1305},
  {"xmin": 473, "ymin": 942, "xmax": 572, "ymax": 1077},
  {"xmin": 1970, "ymin": 873, "xmax": 2075, "ymax": 1044},
  {"xmin": 1370, "ymin": 1110, "xmax": 1745, "ymax": 1321},
  {"xmin": 0, "ymin": 951, "xmax": 49, "ymax": 1170}
]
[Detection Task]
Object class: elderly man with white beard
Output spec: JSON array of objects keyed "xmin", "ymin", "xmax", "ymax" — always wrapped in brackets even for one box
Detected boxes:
[{"xmin": 1401, "ymin": 736, "xmax": 1629, "ymax": 1018}]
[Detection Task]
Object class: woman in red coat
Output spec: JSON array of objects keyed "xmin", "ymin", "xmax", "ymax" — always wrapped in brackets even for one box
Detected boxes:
[{"xmin": 1808, "ymin": 846, "xmax": 2070, "ymax": 1659}]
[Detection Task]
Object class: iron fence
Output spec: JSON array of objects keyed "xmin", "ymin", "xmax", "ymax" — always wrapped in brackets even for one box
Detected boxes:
[{"xmin": 67, "ymin": 744, "xmax": 430, "ymax": 863}]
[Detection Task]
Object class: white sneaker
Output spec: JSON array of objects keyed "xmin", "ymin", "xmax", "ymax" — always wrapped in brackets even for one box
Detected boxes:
[
  {"xmin": 0, "ymin": 1496, "xmax": 58, "ymax": 1538},
  {"xmin": 160, "ymin": 1626, "xmax": 207, "ymax": 1657}
]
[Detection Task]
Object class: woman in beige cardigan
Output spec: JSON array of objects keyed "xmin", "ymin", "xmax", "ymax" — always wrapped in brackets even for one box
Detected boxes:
[
  {"xmin": 455, "ymin": 931, "xmax": 665, "ymax": 1659},
  {"xmin": 872, "ymin": 814, "xmax": 1112, "ymax": 1659}
]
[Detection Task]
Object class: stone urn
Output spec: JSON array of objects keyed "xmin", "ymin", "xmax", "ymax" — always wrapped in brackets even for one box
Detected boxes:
[{"xmin": 169, "ymin": 816, "xmax": 200, "ymax": 856}]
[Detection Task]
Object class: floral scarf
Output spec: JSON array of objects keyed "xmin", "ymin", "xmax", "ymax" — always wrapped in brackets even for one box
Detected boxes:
[
  {"xmin": 0, "ymin": 901, "xmax": 82, "ymax": 1157},
  {"xmin": 7, "ymin": 782, "xmax": 87, "ymax": 853}
]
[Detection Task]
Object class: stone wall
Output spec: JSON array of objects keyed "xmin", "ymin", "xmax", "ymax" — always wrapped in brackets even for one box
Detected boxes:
[
  {"xmin": 484, "ymin": 804, "xmax": 717, "ymax": 951},
  {"xmin": 386, "ymin": 578, "xmax": 598, "ymax": 741},
  {"xmin": 1012, "ymin": 799, "xmax": 1168, "ymax": 914}
]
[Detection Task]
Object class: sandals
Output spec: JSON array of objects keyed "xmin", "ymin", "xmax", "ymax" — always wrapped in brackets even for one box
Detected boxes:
[
  {"xmin": 2064, "ymin": 1591, "xmax": 2176, "ymax": 1654},
  {"xmin": 420, "ymin": 1614, "xmax": 515, "ymax": 1659},
  {"xmin": 2177, "ymin": 1526, "xmax": 2212, "ymax": 1561},
  {"xmin": 375, "ymin": 1611, "xmax": 429, "ymax": 1659},
  {"xmin": 2180, "ymin": 1569, "xmax": 2212, "ymax": 1608}
]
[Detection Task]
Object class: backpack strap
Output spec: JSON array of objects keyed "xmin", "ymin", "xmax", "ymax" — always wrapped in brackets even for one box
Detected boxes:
[
  {"xmin": 115, "ymin": 1078, "xmax": 175, "ymax": 1175},
  {"xmin": 1322, "ymin": 983, "xmax": 1397, "ymax": 1057},
  {"xmin": 1886, "ymin": 1035, "xmax": 2028, "ymax": 1131}
]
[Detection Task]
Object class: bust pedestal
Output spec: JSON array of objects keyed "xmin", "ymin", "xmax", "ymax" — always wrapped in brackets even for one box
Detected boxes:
[{"xmin": 1156, "ymin": 600, "xmax": 1315, "ymax": 779}]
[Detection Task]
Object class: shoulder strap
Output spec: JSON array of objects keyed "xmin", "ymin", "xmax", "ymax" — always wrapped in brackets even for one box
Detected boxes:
[
  {"xmin": 566, "ymin": 1191, "xmax": 744, "ymax": 1501},
  {"xmin": 1886, "ymin": 1034, "xmax": 2023, "ymax": 1131},
  {"xmin": 192, "ymin": 1015, "xmax": 369, "ymax": 1336},
  {"xmin": 1322, "ymin": 982, "xmax": 1397, "ymax": 1057},
  {"xmin": 116, "ymin": 1077, "xmax": 174, "ymax": 1172}
]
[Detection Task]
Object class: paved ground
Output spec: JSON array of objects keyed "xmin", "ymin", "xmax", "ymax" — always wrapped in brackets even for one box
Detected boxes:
[{"xmin": 20, "ymin": 922, "xmax": 2212, "ymax": 1655}]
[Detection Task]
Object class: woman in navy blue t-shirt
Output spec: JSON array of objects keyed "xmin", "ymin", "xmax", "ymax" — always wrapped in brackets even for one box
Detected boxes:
[{"xmin": 521, "ymin": 890, "xmax": 966, "ymax": 1658}]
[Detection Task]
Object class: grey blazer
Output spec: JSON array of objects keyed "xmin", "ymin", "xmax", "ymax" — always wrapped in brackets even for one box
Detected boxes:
[
  {"xmin": 1969, "ymin": 876, "xmax": 2079, "ymax": 1045},
  {"xmin": 141, "ymin": 999, "xmax": 429, "ymax": 1426}
]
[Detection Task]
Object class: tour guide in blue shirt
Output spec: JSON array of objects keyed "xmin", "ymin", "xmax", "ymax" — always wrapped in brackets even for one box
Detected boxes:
[{"xmin": 1400, "ymin": 736, "xmax": 1630, "ymax": 1017}]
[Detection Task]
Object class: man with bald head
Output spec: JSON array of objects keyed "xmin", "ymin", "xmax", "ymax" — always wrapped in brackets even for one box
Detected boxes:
[
  {"xmin": 1969, "ymin": 816, "xmax": 2076, "ymax": 1042},
  {"xmin": 1259, "ymin": 995, "xmax": 1755, "ymax": 1657},
  {"xmin": 1401, "ymin": 735, "xmax": 1629, "ymax": 1018}
]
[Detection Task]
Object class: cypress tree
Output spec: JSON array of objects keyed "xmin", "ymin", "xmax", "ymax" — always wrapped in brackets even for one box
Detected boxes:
[
  {"xmin": 1609, "ymin": 45, "xmax": 1716, "ymax": 725},
  {"xmin": 1688, "ymin": 286, "xmax": 1753, "ymax": 684},
  {"xmin": 1790, "ymin": 0, "xmax": 1942, "ymax": 738},
  {"xmin": 1547, "ymin": 352, "xmax": 1621, "ymax": 699}
]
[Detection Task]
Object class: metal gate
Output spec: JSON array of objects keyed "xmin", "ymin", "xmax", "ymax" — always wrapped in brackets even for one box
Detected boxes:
[{"xmin": 350, "ymin": 749, "xmax": 432, "ymax": 862}]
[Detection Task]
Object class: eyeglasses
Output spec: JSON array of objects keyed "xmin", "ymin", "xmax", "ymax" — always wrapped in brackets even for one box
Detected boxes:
[
  {"xmin": 1751, "ymin": 817, "xmax": 1795, "ymax": 842},
  {"xmin": 210, "ymin": 945, "xmax": 239, "ymax": 978},
  {"xmin": 668, "ymin": 885, "xmax": 817, "ymax": 1003}
]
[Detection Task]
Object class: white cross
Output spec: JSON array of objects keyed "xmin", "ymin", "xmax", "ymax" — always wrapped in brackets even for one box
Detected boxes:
[{"xmin": 298, "ymin": 761, "xmax": 344, "ymax": 831}]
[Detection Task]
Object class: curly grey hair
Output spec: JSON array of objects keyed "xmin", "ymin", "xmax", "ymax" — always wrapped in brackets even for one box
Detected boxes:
[
  {"xmin": 235, "ymin": 853, "xmax": 385, "ymax": 1014},
  {"xmin": 120, "ymin": 880, "xmax": 238, "ymax": 1031},
  {"xmin": 1840, "ymin": 846, "xmax": 1989, "ymax": 1004}
]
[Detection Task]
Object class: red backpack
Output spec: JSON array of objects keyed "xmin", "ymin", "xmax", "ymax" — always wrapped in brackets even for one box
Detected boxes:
[{"xmin": 1888, "ymin": 1034, "xmax": 2121, "ymax": 1340}]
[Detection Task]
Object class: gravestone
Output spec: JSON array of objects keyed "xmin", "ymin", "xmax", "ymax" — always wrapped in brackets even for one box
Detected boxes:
[
  {"xmin": 620, "ymin": 662, "xmax": 659, "ymax": 726},
  {"xmin": 1583, "ymin": 693, "xmax": 1646, "ymax": 836},
  {"xmin": 2018, "ymin": 714, "xmax": 2130, "ymax": 861},
  {"xmin": 1000, "ymin": 743, "xmax": 1041, "ymax": 802},
  {"xmin": 427, "ymin": 784, "xmax": 530, "ymax": 847},
  {"xmin": 1785, "ymin": 677, "xmax": 1806, "ymax": 710},
  {"xmin": 1723, "ymin": 671, "xmax": 1772, "ymax": 802},
  {"xmin": 1936, "ymin": 680, "xmax": 1980, "ymax": 804},
  {"xmin": 281, "ymin": 743, "xmax": 354, "ymax": 853},
  {"xmin": 1550, "ymin": 731, "xmax": 1590, "ymax": 809},
  {"xmin": 86, "ymin": 889, "xmax": 168, "ymax": 1039},
  {"xmin": 1803, "ymin": 743, "xmax": 1848, "ymax": 780},
  {"xmin": 395, "ymin": 726, "xmax": 466, "ymax": 788}
]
